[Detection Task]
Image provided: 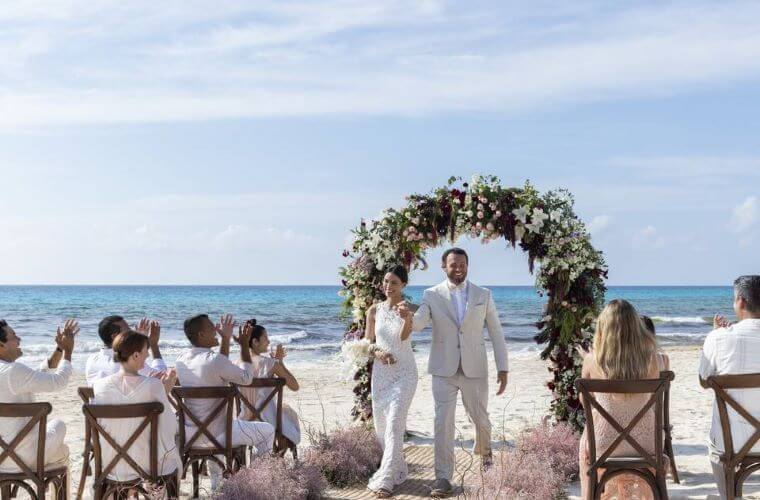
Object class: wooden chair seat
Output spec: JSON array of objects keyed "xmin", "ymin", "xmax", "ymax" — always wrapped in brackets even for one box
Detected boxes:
[{"xmin": 0, "ymin": 402, "xmax": 68, "ymax": 500}]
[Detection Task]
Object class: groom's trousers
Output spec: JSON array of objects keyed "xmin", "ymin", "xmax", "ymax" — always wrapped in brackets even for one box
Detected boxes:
[{"xmin": 432, "ymin": 366, "xmax": 491, "ymax": 481}]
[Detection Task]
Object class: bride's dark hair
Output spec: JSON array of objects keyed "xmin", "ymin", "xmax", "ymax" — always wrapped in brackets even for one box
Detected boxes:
[{"xmin": 387, "ymin": 264, "xmax": 409, "ymax": 284}]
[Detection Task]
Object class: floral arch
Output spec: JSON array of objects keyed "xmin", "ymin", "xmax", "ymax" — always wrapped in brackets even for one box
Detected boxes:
[{"xmin": 339, "ymin": 175, "xmax": 608, "ymax": 430}]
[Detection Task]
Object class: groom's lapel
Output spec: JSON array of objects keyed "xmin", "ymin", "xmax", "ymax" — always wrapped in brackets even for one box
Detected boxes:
[
  {"xmin": 462, "ymin": 282, "xmax": 480, "ymax": 326},
  {"xmin": 437, "ymin": 282, "xmax": 459, "ymax": 326}
]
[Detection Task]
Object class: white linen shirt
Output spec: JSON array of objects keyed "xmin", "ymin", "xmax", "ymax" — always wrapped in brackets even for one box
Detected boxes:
[
  {"xmin": 92, "ymin": 373, "xmax": 181, "ymax": 481},
  {"xmin": 699, "ymin": 318, "xmax": 760, "ymax": 453},
  {"xmin": 0, "ymin": 358, "xmax": 71, "ymax": 471},
  {"xmin": 447, "ymin": 280, "xmax": 469, "ymax": 326},
  {"xmin": 85, "ymin": 348, "xmax": 167, "ymax": 386},
  {"xmin": 175, "ymin": 347, "xmax": 254, "ymax": 440}
]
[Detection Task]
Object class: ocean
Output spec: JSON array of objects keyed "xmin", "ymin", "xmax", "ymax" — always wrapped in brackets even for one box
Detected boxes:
[{"xmin": 0, "ymin": 285, "xmax": 733, "ymax": 371}]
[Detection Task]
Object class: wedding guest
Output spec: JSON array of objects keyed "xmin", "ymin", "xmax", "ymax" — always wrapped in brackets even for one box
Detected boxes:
[
  {"xmin": 92, "ymin": 330, "xmax": 181, "ymax": 486},
  {"xmin": 85, "ymin": 315, "xmax": 166, "ymax": 385},
  {"xmin": 175, "ymin": 314, "xmax": 274, "ymax": 489},
  {"xmin": 579, "ymin": 300, "xmax": 664, "ymax": 500},
  {"xmin": 699, "ymin": 275, "xmax": 760, "ymax": 498},
  {"xmin": 237, "ymin": 319, "xmax": 301, "ymax": 454},
  {"xmin": 641, "ymin": 315, "xmax": 670, "ymax": 370},
  {"xmin": 0, "ymin": 319, "xmax": 78, "ymax": 472}
]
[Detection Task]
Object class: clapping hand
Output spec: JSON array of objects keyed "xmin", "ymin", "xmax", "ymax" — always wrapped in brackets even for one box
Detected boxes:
[
  {"xmin": 270, "ymin": 344, "xmax": 286, "ymax": 360},
  {"xmin": 160, "ymin": 369, "xmax": 178, "ymax": 394},
  {"xmin": 215, "ymin": 314, "xmax": 236, "ymax": 340},
  {"xmin": 134, "ymin": 317, "xmax": 150, "ymax": 335},
  {"xmin": 56, "ymin": 319, "xmax": 79, "ymax": 354},
  {"xmin": 234, "ymin": 321, "xmax": 252, "ymax": 346},
  {"xmin": 714, "ymin": 314, "xmax": 732, "ymax": 330},
  {"xmin": 148, "ymin": 320, "xmax": 161, "ymax": 347}
]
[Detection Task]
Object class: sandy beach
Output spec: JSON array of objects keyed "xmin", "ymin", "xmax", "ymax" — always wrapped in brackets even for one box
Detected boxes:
[{"xmin": 44, "ymin": 344, "xmax": 760, "ymax": 498}]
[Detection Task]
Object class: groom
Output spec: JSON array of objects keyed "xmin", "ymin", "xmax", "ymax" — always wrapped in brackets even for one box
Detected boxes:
[{"xmin": 408, "ymin": 247, "xmax": 508, "ymax": 497}]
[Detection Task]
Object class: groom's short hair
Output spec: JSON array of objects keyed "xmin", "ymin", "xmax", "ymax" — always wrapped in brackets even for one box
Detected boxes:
[
  {"xmin": 184, "ymin": 314, "xmax": 210, "ymax": 346},
  {"xmin": 735, "ymin": 275, "xmax": 760, "ymax": 314},
  {"xmin": 442, "ymin": 247, "xmax": 468, "ymax": 264}
]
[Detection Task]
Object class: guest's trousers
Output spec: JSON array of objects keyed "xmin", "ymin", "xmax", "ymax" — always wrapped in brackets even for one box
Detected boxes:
[{"xmin": 432, "ymin": 367, "xmax": 491, "ymax": 481}]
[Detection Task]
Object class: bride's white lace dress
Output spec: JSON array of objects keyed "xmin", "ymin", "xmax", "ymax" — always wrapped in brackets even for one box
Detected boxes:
[{"xmin": 368, "ymin": 302, "xmax": 419, "ymax": 492}]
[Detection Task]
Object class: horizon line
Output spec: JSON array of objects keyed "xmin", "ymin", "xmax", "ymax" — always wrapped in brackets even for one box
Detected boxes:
[{"xmin": 0, "ymin": 283, "xmax": 733, "ymax": 288}]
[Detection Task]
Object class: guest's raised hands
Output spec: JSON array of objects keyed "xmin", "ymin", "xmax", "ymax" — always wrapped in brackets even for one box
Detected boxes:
[
  {"xmin": 148, "ymin": 320, "xmax": 161, "ymax": 346},
  {"xmin": 271, "ymin": 343, "xmax": 286, "ymax": 360},
  {"xmin": 134, "ymin": 317, "xmax": 150, "ymax": 335},
  {"xmin": 713, "ymin": 314, "xmax": 732, "ymax": 330},
  {"xmin": 215, "ymin": 314, "xmax": 236, "ymax": 339},
  {"xmin": 56, "ymin": 320, "xmax": 77, "ymax": 355},
  {"xmin": 235, "ymin": 321, "xmax": 252, "ymax": 346},
  {"xmin": 61, "ymin": 318, "xmax": 80, "ymax": 337}
]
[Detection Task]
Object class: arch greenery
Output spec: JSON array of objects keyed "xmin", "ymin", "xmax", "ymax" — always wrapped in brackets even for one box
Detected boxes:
[{"xmin": 339, "ymin": 175, "xmax": 607, "ymax": 430}]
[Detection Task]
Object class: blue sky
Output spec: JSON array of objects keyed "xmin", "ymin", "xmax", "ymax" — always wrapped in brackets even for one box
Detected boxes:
[{"xmin": 0, "ymin": 0, "xmax": 758, "ymax": 285}]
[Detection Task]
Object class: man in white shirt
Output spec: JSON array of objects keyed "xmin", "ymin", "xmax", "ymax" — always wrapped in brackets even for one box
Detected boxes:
[
  {"xmin": 0, "ymin": 318, "xmax": 78, "ymax": 472},
  {"xmin": 85, "ymin": 315, "xmax": 167, "ymax": 385},
  {"xmin": 699, "ymin": 275, "xmax": 760, "ymax": 498},
  {"xmin": 175, "ymin": 313, "xmax": 274, "ymax": 488}
]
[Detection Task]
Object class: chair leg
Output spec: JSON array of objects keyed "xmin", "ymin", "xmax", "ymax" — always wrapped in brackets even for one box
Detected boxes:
[
  {"xmin": 665, "ymin": 438, "xmax": 679, "ymax": 484},
  {"xmin": 76, "ymin": 456, "xmax": 90, "ymax": 500},
  {"xmin": 0, "ymin": 485, "xmax": 11, "ymax": 500},
  {"xmin": 57, "ymin": 472, "xmax": 69, "ymax": 500},
  {"xmin": 192, "ymin": 461, "xmax": 200, "ymax": 499},
  {"xmin": 725, "ymin": 468, "xmax": 736, "ymax": 500}
]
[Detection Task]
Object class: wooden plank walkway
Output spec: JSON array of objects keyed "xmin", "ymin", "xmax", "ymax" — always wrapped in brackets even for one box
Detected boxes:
[{"xmin": 325, "ymin": 445, "xmax": 479, "ymax": 499}]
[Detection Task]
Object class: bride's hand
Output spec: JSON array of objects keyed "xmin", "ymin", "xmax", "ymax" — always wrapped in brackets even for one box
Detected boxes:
[{"xmin": 376, "ymin": 350, "xmax": 396, "ymax": 365}]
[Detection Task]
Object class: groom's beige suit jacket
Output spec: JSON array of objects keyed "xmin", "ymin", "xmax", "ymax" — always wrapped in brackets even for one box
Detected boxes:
[{"xmin": 413, "ymin": 280, "xmax": 508, "ymax": 378}]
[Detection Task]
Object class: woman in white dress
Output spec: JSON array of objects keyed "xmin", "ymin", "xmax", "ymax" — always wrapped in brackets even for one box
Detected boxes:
[
  {"xmin": 237, "ymin": 319, "xmax": 301, "ymax": 454},
  {"xmin": 92, "ymin": 330, "xmax": 180, "ymax": 491},
  {"xmin": 365, "ymin": 265, "xmax": 418, "ymax": 498}
]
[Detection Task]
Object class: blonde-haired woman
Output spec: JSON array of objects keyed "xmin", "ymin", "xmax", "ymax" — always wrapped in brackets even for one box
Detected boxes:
[{"xmin": 579, "ymin": 299, "xmax": 666, "ymax": 500}]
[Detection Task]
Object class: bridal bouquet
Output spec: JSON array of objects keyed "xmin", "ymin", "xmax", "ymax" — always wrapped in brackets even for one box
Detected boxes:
[{"xmin": 340, "ymin": 338, "xmax": 372, "ymax": 377}]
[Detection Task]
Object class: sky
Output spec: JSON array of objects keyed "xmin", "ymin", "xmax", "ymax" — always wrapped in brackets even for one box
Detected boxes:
[{"xmin": 0, "ymin": 0, "xmax": 758, "ymax": 286}]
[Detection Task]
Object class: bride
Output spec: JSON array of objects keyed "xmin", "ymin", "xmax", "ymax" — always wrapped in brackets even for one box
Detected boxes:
[{"xmin": 365, "ymin": 264, "xmax": 418, "ymax": 498}]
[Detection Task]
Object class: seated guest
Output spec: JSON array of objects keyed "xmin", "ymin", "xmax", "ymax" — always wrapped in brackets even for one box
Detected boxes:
[
  {"xmin": 237, "ymin": 319, "xmax": 301, "ymax": 452},
  {"xmin": 579, "ymin": 300, "xmax": 664, "ymax": 500},
  {"xmin": 0, "ymin": 319, "xmax": 78, "ymax": 472},
  {"xmin": 92, "ymin": 330, "xmax": 180, "ymax": 485},
  {"xmin": 86, "ymin": 315, "xmax": 166, "ymax": 385},
  {"xmin": 699, "ymin": 275, "xmax": 760, "ymax": 498},
  {"xmin": 175, "ymin": 314, "xmax": 274, "ymax": 488},
  {"xmin": 641, "ymin": 315, "xmax": 670, "ymax": 370}
]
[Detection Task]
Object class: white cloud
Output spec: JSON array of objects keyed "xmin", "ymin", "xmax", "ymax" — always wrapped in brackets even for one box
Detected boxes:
[
  {"xmin": 633, "ymin": 225, "xmax": 665, "ymax": 249},
  {"xmin": 3, "ymin": 1, "xmax": 760, "ymax": 126},
  {"xmin": 587, "ymin": 215, "xmax": 612, "ymax": 235},
  {"xmin": 729, "ymin": 196, "xmax": 758, "ymax": 233}
]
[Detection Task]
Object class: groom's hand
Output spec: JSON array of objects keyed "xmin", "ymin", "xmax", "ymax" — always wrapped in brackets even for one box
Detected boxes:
[{"xmin": 496, "ymin": 371, "xmax": 508, "ymax": 395}]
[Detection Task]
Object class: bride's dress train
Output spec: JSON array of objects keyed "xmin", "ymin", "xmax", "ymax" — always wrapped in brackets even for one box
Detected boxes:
[{"xmin": 368, "ymin": 302, "xmax": 419, "ymax": 493}]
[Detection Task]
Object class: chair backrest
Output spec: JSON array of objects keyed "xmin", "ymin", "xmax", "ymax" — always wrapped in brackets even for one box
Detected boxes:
[
  {"xmin": 78, "ymin": 386, "xmax": 94, "ymax": 404},
  {"xmin": 233, "ymin": 378, "xmax": 285, "ymax": 421},
  {"xmin": 82, "ymin": 402, "xmax": 164, "ymax": 487},
  {"xmin": 171, "ymin": 386, "xmax": 236, "ymax": 456},
  {"xmin": 0, "ymin": 402, "xmax": 52, "ymax": 483},
  {"xmin": 576, "ymin": 370, "xmax": 674, "ymax": 475},
  {"xmin": 705, "ymin": 373, "xmax": 760, "ymax": 467}
]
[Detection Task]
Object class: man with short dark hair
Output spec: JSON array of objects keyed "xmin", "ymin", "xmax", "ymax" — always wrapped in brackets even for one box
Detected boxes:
[
  {"xmin": 175, "ymin": 313, "xmax": 274, "ymax": 490},
  {"xmin": 411, "ymin": 247, "xmax": 509, "ymax": 497},
  {"xmin": 699, "ymin": 275, "xmax": 760, "ymax": 497},
  {"xmin": 0, "ymin": 318, "xmax": 79, "ymax": 472},
  {"xmin": 85, "ymin": 315, "xmax": 166, "ymax": 385}
]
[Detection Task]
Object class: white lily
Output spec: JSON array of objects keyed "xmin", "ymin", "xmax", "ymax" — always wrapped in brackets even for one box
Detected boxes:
[{"xmin": 512, "ymin": 206, "xmax": 530, "ymax": 223}]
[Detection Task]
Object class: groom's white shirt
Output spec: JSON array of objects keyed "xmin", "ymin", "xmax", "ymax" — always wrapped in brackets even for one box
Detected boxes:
[{"xmin": 413, "ymin": 280, "xmax": 508, "ymax": 378}]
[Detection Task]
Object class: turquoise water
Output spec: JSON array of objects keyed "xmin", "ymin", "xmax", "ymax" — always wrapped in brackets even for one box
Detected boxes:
[{"xmin": 0, "ymin": 285, "xmax": 733, "ymax": 370}]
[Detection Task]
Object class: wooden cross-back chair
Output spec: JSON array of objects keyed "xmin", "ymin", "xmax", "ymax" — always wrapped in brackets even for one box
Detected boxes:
[
  {"xmin": 83, "ymin": 401, "xmax": 178, "ymax": 500},
  {"xmin": 76, "ymin": 387, "xmax": 94, "ymax": 500},
  {"xmin": 233, "ymin": 378, "xmax": 292, "ymax": 457},
  {"xmin": 704, "ymin": 373, "xmax": 760, "ymax": 500},
  {"xmin": 0, "ymin": 402, "xmax": 68, "ymax": 500},
  {"xmin": 171, "ymin": 386, "xmax": 246, "ymax": 499},
  {"xmin": 576, "ymin": 370, "xmax": 674, "ymax": 500},
  {"xmin": 662, "ymin": 379, "xmax": 679, "ymax": 483}
]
